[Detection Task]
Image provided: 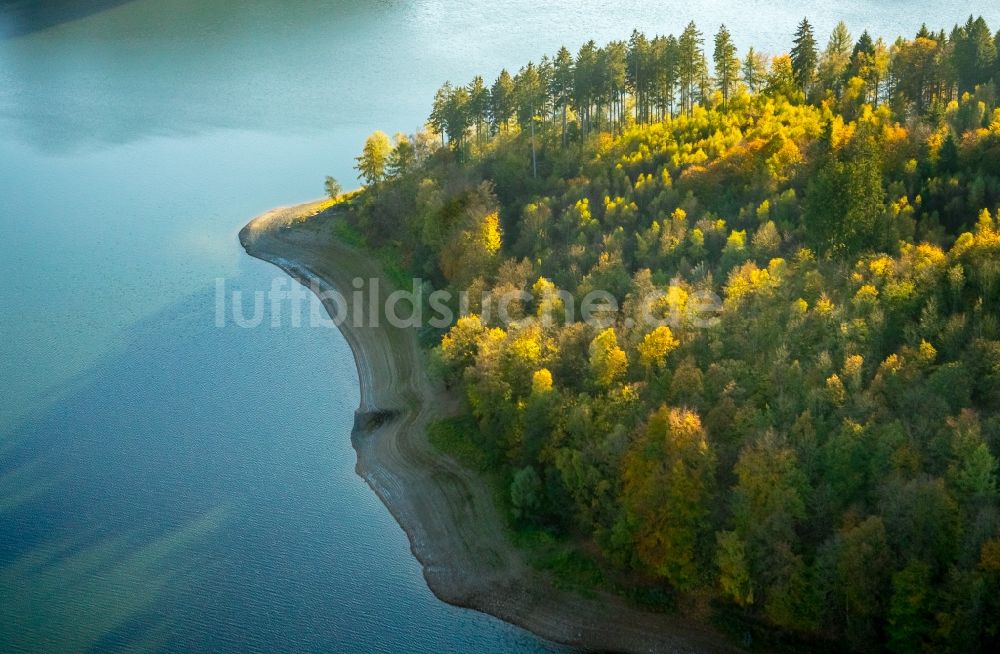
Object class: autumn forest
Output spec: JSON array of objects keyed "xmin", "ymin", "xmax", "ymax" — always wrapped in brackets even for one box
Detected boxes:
[{"xmin": 338, "ymin": 15, "xmax": 1000, "ymax": 652}]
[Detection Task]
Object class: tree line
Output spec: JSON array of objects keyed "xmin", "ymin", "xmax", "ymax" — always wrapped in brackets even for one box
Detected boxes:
[{"xmin": 424, "ymin": 16, "xmax": 998, "ymax": 151}]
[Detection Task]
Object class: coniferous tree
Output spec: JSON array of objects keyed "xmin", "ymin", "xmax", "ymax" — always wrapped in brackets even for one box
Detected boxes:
[
  {"xmin": 852, "ymin": 29, "xmax": 875, "ymax": 65},
  {"xmin": 791, "ymin": 17, "xmax": 818, "ymax": 95},
  {"xmin": 443, "ymin": 85, "xmax": 470, "ymax": 151},
  {"xmin": 954, "ymin": 16, "xmax": 998, "ymax": 93},
  {"xmin": 604, "ymin": 41, "xmax": 628, "ymax": 130},
  {"xmin": 654, "ymin": 34, "xmax": 680, "ymax": 118},
  {"xmin": 514, "ymin": 63, "xmax": 546, "ymax": 177},
  {"xmin": 713, "ymin": 24, "xmax": 739, "ymax": 109},
  {"xmin": 805, "ymin": 124, "xmax": 886, "ymax": 255},
  {"xmin": 892, "ymin": 33, "xmax": 941, "ymax": 113},
  {"xmin": 678, "ymin": 21, "xmax": 706, "ymax": 114},
  {"xmin": 386, "ymin": 133, "xmax": 415, "ymax": 178},
  {"xmin": 551, "ymin": 46, "xmax": 575, "ymax": 146},
  {"xmin": 819, "ymin": 21, "xmax": 853, "ymax": 97},
  {"xmin": 490, "ymin": 70, "xmax": 515, "ymax": 132},
  {"xmin": 428, "ymin": 82, "xmax": 453, "ymax": 146},
  {"xmin": 627, "ymin": 30, "xmax": 651, "ymax": 123},
  {"xmin": 467, "ymin": 76, "xmax": 490, "ymax": 147},
  {"xmin": 847, "ymin": 30, "xmax": 876, "ymax": 97},
  {"xmin": 355, "ymin": 131, "xmax": 391, "ymax": 185},
  {"xmin": 574, "ymin": 40, "xmax": 599, "ymax": 134},
  {"xmin": 742, "ymin": 47, "xmax": 768, "ymax": 93}
]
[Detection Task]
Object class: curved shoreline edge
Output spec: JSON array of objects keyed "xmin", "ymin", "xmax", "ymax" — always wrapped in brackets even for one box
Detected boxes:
[{"xmin": 239, "ymin": 202, "xmax": 741, "ymax": 654}]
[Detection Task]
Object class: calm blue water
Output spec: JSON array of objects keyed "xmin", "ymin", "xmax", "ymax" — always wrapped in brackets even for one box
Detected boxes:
[{"xmin": 1, "ymin": 1, "xmax": 997, "ymax": 651}]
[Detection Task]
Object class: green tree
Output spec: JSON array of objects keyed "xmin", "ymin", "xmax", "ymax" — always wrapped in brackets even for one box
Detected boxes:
[
  {"xmin": 324, "ymin": 175, "xmax": 342, "ymax": 200},
  {"xmin": 551, "ymin": 46, "xmax": 575, "ymax": 146},
  {"xmin": 730, "ymin": 432, "xmax": 812, "ymax": 627},
  {"xmin": 678, "ymin": 21, "xmax": 706, "ymax": 114},
  {"xmin": 716, "ymin": 530, "xmax": 754, "ymax": 606},
  {"xmin": 742, "ymin": 47, "xmax": 768, "ymax": 93},
  {"xmin": 651, "ymin": 34, "xmax": 679, "ymax": 119},
  {"xmin": 622, "ymin": 407, "xmax": 716, "ymax": 588},
  {"xmin": 467, "ymin": 76, "xmax": 490, "ymax": 146},
  {"xmin": 791, "ymin": 18, "xmax": 818, "ymax": 95},
  {"xmin": 429, "ymin": 82, "xmax": 453, "ymax": 146},
  {"xmin": 954, "ymin": 16, "xmax": 997, "ymax": 93},
  {"xmin": 946, "ymin": 410, "xmax": 999, "ymax": 505},
  {"xmin": 386, "ymin": 133, "xmax": 415, "ymax": 177},
  {"xmin": 602, "ymin": 40, "xmax": 628, "ymax": 130},
  {"xmin": 514, "ymin": 62, "xmax": 547, "ymax": 177},
  {"xmin": 851, "ymin": 29, "xmax": 875, "ymax": 70},
  {"xmin": 887, "ymin": 560, "xmax": 935, "ymax": 653},
  {"xmin": 510, "ymin": 465, "xmax": 544, "ymax": 522},
  {"xmin": 713, "ymin": 24, "xmax": 739, "ymax": 109},
  {"xmin": 892, "ymin": 34, "xmax": 942, "ymax": 113},
  {"xmin": 804, "ymin": 124, "xmax": 885, "ymax": 255},
  {"xmin": 825, "ymin": 516, "xmax": 892, "ymax": 648},
  {"xmin": 627, "ymin": 30, "xmax": 652, "ymax": 123},
  {"xmin": 490, "ymin": 69, "xmax": 515, "ymax": 132},
  {"xmin": 574, "ymin": 40, "xmax": 599, "ymax": 133},
  {"xmin": 443, "ymin": 85, "xmax": 470, "ymax": 151},
  {"xmin": 819, "ymin": 21, "xmax": 852, "ymax": 97}
]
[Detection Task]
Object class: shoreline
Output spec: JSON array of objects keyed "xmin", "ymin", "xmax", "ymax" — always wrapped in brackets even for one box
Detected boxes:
[{"xmin": 239, "ymin": 202, "xmax": 741, "ymax": 654}]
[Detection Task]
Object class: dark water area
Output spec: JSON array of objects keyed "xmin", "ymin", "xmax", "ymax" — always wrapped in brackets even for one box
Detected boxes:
[{"xmin": 0, "ymin": 1, "xmax": 139, "ymax": 37}]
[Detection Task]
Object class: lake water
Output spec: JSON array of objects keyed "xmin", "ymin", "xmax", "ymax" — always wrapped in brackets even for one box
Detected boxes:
[{"xmin": 1, "ymin": 1, "xmax": 996, "ymax": 651}]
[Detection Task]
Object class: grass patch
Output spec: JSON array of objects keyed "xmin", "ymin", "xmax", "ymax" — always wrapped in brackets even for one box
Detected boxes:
[
  {"xmin": 511, "ymin": 526, "xmax": 606, "ymax": 595},
  {"xmin": 331, "ymin": 216, "xmax": 367, "ymax": 248},
  {"xmin": 427, "ymin": 415, "xmax": 489, "ymax": 472},
  {"xmin": 377, "ymin": 251, "xmax": 413, "ymax": 292},
  {"xmin": 330, "ymin": 219, "xmax": 411, "ymax": 293}
]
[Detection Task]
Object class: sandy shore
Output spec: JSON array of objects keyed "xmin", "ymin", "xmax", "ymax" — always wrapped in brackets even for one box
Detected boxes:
[{"xmin": 239, "ymin": 202, "xmax": 741, "ymax": 654}]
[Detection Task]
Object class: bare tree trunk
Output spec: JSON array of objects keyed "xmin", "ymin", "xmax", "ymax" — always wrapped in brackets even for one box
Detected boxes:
[
  {"xmin": 530, "ymin": 118, "xmax": 537, "ymax": 179},
  {"xmin": 562, "ymin": 104, "xmax": 567, "ymax": 148}
]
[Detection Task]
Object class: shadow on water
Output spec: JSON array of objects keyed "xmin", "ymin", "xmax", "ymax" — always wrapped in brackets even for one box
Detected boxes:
[
  {"xmin": 0, "ymin": 0, "xmax": 139, "ymax": 38},
  {"xmin": 0, "ymin": 269, "xmax": 356, "ymax": 651},
  {"xmin": 0, "ymin": 260, "xmax": 555, "ymax": 654}
]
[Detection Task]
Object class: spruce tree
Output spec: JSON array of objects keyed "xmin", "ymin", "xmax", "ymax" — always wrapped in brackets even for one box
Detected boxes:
[{"xmin": 791, "ymin": 18, "xmax": 818, "ymax": 95}]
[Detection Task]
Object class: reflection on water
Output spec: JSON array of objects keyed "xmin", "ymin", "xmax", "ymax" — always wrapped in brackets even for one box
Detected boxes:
[
  {"xmin": 2, "ymin": 507, "xmax": 224, "ymax": 652},
  {"xmin": 0, "ymin": 262, "xmax": 557, "ymax": 651}
]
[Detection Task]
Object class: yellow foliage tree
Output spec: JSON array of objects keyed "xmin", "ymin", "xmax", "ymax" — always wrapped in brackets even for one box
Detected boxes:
[
  {"xmin": 637, "ymin": 326, "xmax": 680, "ymax": 371},
  {"xmin": 589, "ymin": 328, "xmax": 628, "ymax": 387},
  {"xmin": 481, "ymin": 210, "xmax": 502, "ymax": 255},
  {"xmin": 531, "ymin": 368, "xmax": 553, "ymax": 394},
  {"xmin": 440, "ymin": 315, "xmax": 485, "ymax": 369}
]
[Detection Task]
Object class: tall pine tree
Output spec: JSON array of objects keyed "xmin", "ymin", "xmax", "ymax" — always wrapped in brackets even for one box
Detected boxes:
[
  {"xmin": 678, "ymin": 21, "xmax": 706, "ymax": 114},
  {"xmin": 713, "ymin": 24, "xmax": 739, "ymax": 109},
  {"xmin": 791, "ymin": 18, "xmax": 818, "ymax": 96}
]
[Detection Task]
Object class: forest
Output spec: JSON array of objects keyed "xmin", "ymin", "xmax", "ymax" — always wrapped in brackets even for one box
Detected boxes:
[{"xmin": 337, "ymin": 16, "xmax": 1000, "ymax": 652}]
